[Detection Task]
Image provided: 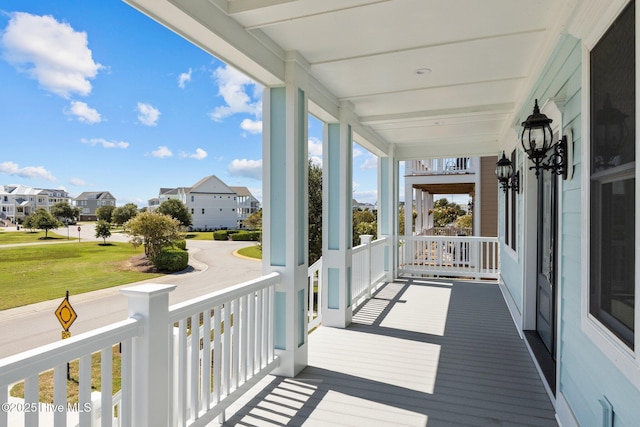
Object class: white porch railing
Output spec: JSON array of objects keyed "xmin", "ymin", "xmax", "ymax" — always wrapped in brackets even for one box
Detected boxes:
[
  {"xmin": 167, "ymin": 273, "xmax": 279, "ymax": 427},
  {"xmin": 409, "ymin": 158, "xmax": 475, "ymax": 175},
  {"xmin": 0, "ymin": 318, "xmax": 139, "ymax": 427},
  {"xmin": 307, "ymin": 258, "xmax": 322, "ymax": 331},
  {"xmin": 399, "ymin": 235, "xmax": 500, "ymax": 280},
  {"xmin": 351, "ymin": 236, "xmax": 388, "ymax": 309},
  {"xmin": 0, "ymin": 273, "xmax": 280, "ymax": 427}
]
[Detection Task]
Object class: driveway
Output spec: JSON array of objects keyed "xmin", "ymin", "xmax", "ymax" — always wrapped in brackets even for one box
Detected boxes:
[{"xmin": 0, "ymin": 239, "xmax": 262, "ymax": 358}]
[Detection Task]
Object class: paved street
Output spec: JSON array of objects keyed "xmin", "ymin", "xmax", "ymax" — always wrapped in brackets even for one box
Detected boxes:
[{"xmin": 0, "ymin": 232, "xmax": 263, "ymax": 358}]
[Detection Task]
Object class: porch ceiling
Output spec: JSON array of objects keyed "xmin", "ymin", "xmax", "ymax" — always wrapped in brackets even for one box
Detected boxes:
[
  {"xmin": 413, "ymin": 183, "xmax": 475, "ymax": 196},
  {"xmin": 125, "ymin": 0, "xmax": 580, "ymax": 160}
]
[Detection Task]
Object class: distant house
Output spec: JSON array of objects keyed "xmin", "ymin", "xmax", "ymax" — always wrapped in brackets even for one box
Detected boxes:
[
  {"xmin": 229, "ymin": 186, "xmax": 260, "ymax": 228},
  {"xmin": 73, "ymin": 191, "xmax": 117, "ymax": 221},
  {"xmin": 0, "ymin": 185, "xmax": 71, "ymax": 224},
  {"xmin": 151, "ymin": 177, "xmax": 260, "ymax": 230}
]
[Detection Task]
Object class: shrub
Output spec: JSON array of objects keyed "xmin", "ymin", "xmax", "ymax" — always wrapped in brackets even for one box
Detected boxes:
[
  {"xmin": 173, "ymin": 239, "xmax": 187, "ymax": 250},
  {"xmin": 229, "ymin": 231, "xmax": 261, "ymax": 241},
  {"xmin": 154, "ymin": 248, "xmax": 189, "ymax": 272},
  {"xmin": 213, "ymin": 230, "xmax": 228, "ymax": 240}
]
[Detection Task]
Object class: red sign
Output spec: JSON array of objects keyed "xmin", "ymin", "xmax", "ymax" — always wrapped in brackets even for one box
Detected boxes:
[{"xmin": 77, "ymin": 226, "xmax": 81, "ymax": 232}]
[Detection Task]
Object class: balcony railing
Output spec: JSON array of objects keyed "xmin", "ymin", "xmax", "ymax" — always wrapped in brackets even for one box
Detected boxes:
[
  {"xmin": 351, "ymin": 236, "xmax": 388, "ymax": 308},
  {"xmin": 0, "ymin": 273, "xmax": 280, "ymax": 427},
  {"xmin": 399, "ymin": 235, "xmax": 500, "ymax": 280},
  {"xmin": 409, "ymin": 158, "xmax": 475, "ymax": 175}
]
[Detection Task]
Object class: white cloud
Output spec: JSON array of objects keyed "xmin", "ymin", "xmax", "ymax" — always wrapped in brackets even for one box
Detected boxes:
[
  {"xmin": 353, "ymin": 147, "xmax": 364, "ymax": 158},
  {"xmin": 308, "ymin": 137, "xmax": 322, "ymax": 156},
  {"xmin": 151, "ymin": 146, "xmax": 172, "ymax": 158},
  {"xmin": 181, "ymin": 148, "xmax": 207, "ymax": 160},
  {"xmin": 1, "ymin": 12, "xmax": 102, "ymax": 98},
  {"xmin": 178, "ymin": 68, "xmax": 192, "ymax": 88},
  {"xmin": 210, "ymin": 65, "xmax": 262, "ymax": 122},
  {"xmin": 228, "ymin": 158, "xmax": 262, "ymax": 180},
  {"xmin": 240, "ymin": 118, "xmax": 262, "ymax": 134},
  {"xmin": 69, "ymin": 177, "xmax": 86, "ymax": 186},
  {"xmin": 66, "ymin": 101, "xmax": 101, "ymax": 124},
  {"xmin": 307, "ymin": 137, "xmax": 323, "ymax": 166},
  {"xmin": 137, "ymin": 102, "xmax": 160, "ymax": 126},
  {"xmin": 360, "ymin": 154, "xmax": 378, "ymax": 170},
  {"xmin": 0, "ymin": 161, "xmax": 56, "ymax": 181},
  {"xmin": 81, "ymin": 138, "xmax": 128, "ymax": 149}
]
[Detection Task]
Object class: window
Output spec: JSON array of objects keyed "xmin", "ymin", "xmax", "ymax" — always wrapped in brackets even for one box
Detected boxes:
[
  {"xmin": 191, "ymin": 196, "xmax": 194, "ymax": 202},
  {"xmin": 589, "ymin": 0, "xmax": 635, "ymax": 349}
]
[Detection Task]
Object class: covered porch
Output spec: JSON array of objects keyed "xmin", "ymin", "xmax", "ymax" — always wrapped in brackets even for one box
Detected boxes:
[{"xmin": 222, "ymin": 277, "xmax": 556, "ymax": 426}]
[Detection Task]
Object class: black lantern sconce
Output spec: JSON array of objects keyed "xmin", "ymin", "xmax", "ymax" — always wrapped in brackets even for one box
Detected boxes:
[
  {"xmin": 520, "ymin": 99, "xmax": 568, "ymax": 179},
  {"xmin": 495, "ymin": 151, "xmax": 520, "ymax": 193}
]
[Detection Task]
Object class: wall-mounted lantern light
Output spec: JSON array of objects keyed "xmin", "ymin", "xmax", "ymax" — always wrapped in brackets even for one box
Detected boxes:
[
  {"xmin": 520, "ymin": 99, "xmax": 568, "ymax": 179},
  {"xmin": 495, "ymin": 151, "xmax": 519, "ymax": 193}
]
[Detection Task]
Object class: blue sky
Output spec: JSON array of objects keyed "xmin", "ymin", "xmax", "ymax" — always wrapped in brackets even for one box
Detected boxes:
[{"xmin": 0, "ymin": 1, "xmax": 380, "ymax": 207}]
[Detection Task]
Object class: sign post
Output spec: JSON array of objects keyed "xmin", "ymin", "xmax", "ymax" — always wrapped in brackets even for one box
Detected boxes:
[
  {"xmin": 77, "ymin": 226, "xmax": 81, "ymax": 242},
  {"xmin": 55, "ymin": 291, "xmax": 78, "ymax": 380}
]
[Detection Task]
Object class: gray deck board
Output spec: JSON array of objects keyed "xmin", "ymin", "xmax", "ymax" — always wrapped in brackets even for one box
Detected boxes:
[{"xmin": 216, "ymin": 277, "xmax": 557, "ymax": 426}]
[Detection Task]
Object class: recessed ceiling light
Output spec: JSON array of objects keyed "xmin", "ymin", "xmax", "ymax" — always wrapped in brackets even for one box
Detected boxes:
[{"xmin": 415, "ymin": 68, "xmax": 432, "ymax": 75}]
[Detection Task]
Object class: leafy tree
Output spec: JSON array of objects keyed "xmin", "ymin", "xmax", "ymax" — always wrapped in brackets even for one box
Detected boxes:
[
  {"xmin": 124, "ymin": 211, "xmax": 182, "ymax": 262},
  {"xmin": 244, "ymin": 209, "xmax": 262, "ymax": 230},
  {"xmin": 353, "ymin": 208, "xmax": 377, "ymax": 244},
  {"xmin": 454, "ymin": 214, "xmax": 473, "ymax": 229},
  {"xmin": 156, "ymin": 198, "xmax": 192, "ymax": 228},
  {"xmin": 49, "ymin": 201, "xmax": 80, "ymax": 224},
  {"xmin": 432, "ymin": 198, "xmax": 465, "ymax": 228},
  {"xmin": 112, "ymin": 203, "xmax": 139, "ymax": 226},
  {"xmin": 96, "ymin": 205, "xmax": 116, "ymax": 222},
  {"xmin": 308, "ymin": 159, "xmax": 322, "ymax": 265},
  {"xmin": 22, "ymin": 214, "xmax": 35, "ymax": 231},
  {"xmin": 28, "ymin": 208, "xmax": 63, "ymax": 238},
  {"xmin": 95, "ymin": 220, "xmax": 112, "ymax": 244}
]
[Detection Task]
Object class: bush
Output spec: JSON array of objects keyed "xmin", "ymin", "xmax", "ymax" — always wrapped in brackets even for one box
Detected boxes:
[
  {"xmin": 229, "ymin": 231, "xmax": 261, "ymax": 241},
  {"xmin": 213, "ymin": 230, "xmax": 228, "ymax": 240},
  {"xmin": 154, "ymin": 248, "xmax": 188, "ymax": 272},
  {"xmin": 173, "ymin": 239, "xmax": 187, "ymax": 250}
]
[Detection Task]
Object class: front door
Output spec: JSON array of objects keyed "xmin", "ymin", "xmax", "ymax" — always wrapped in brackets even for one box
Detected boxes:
[{"xmin": 536, "ymin": 167, "xmax": 557, "ymax": 356}]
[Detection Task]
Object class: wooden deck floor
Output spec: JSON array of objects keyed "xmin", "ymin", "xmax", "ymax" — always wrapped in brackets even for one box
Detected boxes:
[{"xmin": 218, "ymin": 277, "xmax": 557, "ymax": 426}]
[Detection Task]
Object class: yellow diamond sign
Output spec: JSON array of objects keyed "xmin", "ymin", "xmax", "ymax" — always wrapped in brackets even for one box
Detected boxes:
[{"xmin": 55, "ymin": 298, "xmax": 77, "ymax": 331}]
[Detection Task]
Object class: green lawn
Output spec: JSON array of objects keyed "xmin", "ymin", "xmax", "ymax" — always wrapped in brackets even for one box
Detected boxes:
[
  {"xmin": 0, "ymin": 242, "xmax": 163, "ymax": 310},
  {"xmin": 237, "ymin": 245, "xmax": 262, "ymax": 259},
  {"xmin": 0, "ymin": 230, "xmax": 72, "ymax": 244},
  {"xmin": 182, "ymin": 231, "xmax": 216, "ymax": 240}
]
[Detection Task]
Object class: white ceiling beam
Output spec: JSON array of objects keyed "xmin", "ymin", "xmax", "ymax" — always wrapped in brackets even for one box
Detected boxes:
[
  {"xmin": 395, "ymin": 136, "xmax": 501, "ymax": 161},
  {"xmin": 240, "ymin": 0, "xmax": 393, "ymax": 30},
  {"xmin": 228, "ymin": 0, "xmax": 299, "ymax": 15},
  {"xmin": 361, "ymin": 103, "xmax": 514, "ymax": 125}
]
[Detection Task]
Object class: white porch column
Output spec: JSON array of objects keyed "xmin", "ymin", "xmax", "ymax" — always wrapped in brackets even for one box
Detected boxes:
[
  {"xmin": 425, "ymin": 192, "xmax": 434, "ymax": 230},
  {"xmin": 416, "ymin": 190, "xmax": 424, "ymax": 234},
  {"xmin": 404, "ymin": 183, "xmax": 413, "ymax": 236},
  {"xmin": 379, "ymin": 151, "xmax": 399, "ymax": 281},
  {"xmin": 262, "ymin": 54, "xmax": 309, "ymax": 377},
  {"xmin": 121, "ymin": 284, "xmax": 176, "ymax": 427},
  {"xmin": 321, "ymin": 107, "xmax": 353, "ymax": 328}
]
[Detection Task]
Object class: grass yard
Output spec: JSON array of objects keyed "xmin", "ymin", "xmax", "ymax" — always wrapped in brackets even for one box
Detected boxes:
[
  {"xmin": 0, "ymin": 230, "xmax": 71, "ymax": 244},
  {"xmin": 0, "ymin": 242, "xmax": 163, "ymax": 310},
  {"xmin": 237, "ymin": 245, "xmax": 262, "ymax": 259},
  {"xmin": 182, "ymin": 231, "xmax": 216, "ymax": 240}
]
